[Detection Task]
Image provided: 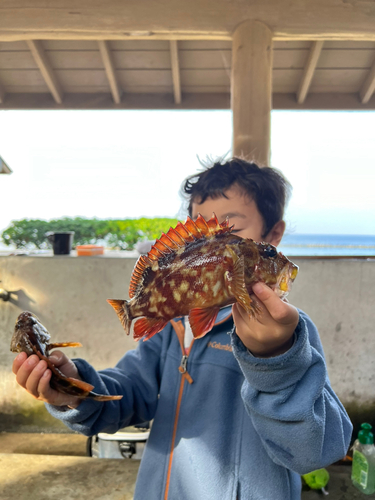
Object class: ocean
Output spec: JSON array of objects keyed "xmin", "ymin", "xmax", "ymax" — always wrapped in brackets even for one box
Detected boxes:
[
  {"xmin": 0, "ymin": 234, "xmax": 374, "ymax": 257},
  {"xmin": 279, "ymin": 234, "xmax": 375, "ymax": 257}
]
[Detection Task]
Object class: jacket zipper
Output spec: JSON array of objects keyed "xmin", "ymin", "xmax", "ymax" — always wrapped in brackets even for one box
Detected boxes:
[
  {"xmin": 164, "ymin": 319, "xmax": 194, "ymax": 500},
  {"xmin": 164, "ymin": 312, "xmax": 232, "ymax": 499}
]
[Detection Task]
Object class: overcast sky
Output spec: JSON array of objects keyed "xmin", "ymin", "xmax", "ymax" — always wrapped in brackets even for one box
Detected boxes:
[{"xmin": 0, "ymin": 109, "xmax": 374, "ymax": 238}]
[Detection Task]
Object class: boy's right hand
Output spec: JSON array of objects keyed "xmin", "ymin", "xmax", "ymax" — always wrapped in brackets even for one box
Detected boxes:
[{"xmin": 12, "ymin": 351, "xmax": 81, "ymax": 408}]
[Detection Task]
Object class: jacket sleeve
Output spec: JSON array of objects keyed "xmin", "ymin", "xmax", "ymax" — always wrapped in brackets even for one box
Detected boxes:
[
  {"xmin": 231, "ymin": 310, "xmax": 353, "ymax": 475},
  {"xmin": 45, "ymin": 324, "xmax": 169, "ymax": 436}
]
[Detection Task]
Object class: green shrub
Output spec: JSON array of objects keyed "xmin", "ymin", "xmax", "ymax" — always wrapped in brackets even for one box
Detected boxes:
[{"xmin": 1, "ymin": 217, "xmax": 180, "ymax": 250}]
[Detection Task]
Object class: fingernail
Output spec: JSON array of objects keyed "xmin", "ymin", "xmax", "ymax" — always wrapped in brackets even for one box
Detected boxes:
[
  {"xmin": 253, "ymin": 282, "xmax": 264, "ymax": 293},
  {"xmin": 27, "ymin": 356, "xmax": 38, "ymax": 366}
]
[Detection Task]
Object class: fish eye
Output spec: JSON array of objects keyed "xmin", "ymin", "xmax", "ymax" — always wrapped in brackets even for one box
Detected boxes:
[{"xmin": 264, "ymin": 245, "xmax": 277, "ymax": 258}]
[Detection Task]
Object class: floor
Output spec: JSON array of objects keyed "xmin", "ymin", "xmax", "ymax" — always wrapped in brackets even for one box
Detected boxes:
[{"xmin": 0, "ymin": 433, "xmax": 364, "ymax": 500}]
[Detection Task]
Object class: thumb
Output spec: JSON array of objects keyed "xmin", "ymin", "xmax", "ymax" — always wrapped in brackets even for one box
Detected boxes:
[
  {"xmin": 48, "ymin": 350, "xmax": 67, "ymax": 367},
  {"xmin": 252, "ymin": 282, "xmax": 292, "ymax": 323},
  {"xmin": 48, "ymin": 350, "xmax": 80, "ymax": 379}
]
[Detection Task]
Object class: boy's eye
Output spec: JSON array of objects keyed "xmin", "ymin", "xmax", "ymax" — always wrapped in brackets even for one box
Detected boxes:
[
  {"xmin": 231, "ymin": 229, "xmax": 242, "ymax": 234},
  {"xmin": 264, "ymin": 245, "xmax": 277, "ymax": 258}
]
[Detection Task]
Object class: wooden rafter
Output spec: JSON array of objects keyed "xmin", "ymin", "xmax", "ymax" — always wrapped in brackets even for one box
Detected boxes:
[
  {"xmin": 26, "ymin": 40, "xmax": 63, "ymax": 104},
  {"xmin": 359, "ymin": 55, "xmax": 375, "ymax": 104},
  {"xmin": 97, "ymin": 40, "xmax": 122, "ymax": 104},
  {"xmin": 296, "ymin": 40, "xmax": 324, "ymax": 104},
  {"xmin": 169, "ymin": 40, "xmax": 181, "ymax": 104}
]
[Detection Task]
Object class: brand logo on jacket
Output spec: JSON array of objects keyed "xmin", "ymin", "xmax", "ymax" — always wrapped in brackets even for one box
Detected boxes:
[{"xmin": 207, "ymin": 341, "xmax": 232, "ymax": 352}]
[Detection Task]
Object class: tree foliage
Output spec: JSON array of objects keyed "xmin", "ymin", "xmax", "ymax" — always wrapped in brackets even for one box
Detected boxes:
[{"xmin": 1, "ymin": 217, "xmax": 180, "ymax": 250}]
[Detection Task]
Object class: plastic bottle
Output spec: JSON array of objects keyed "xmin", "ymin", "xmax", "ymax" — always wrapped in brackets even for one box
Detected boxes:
[{"xmin": 351, "ymin": 422, "xmax": 375, "ymax": 494}]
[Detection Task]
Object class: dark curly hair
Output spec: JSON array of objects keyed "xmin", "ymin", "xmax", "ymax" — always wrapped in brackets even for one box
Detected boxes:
[{"xmin": 181, "ymin": 158, "xmax": 292, "ymax": 238}]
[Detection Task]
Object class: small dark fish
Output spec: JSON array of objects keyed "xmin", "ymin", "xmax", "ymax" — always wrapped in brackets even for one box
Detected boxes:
[
  {"xmin": 107, "ymin": 214, "xmax": 298, "ymax": 341},
  {"xmin": 11, "ymin": 311, "xmax": 122, "ymax": 402}
]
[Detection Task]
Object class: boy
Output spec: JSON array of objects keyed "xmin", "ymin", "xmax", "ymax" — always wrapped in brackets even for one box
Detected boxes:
[{"xmin": 13, "ymin": 158, "xmax": 352, "ymax": 499}]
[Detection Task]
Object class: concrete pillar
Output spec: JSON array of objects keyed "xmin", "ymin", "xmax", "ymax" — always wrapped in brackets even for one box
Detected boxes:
[{"xmin": 231, "ymin": 20, "xmax": 273, "ymax": 165}]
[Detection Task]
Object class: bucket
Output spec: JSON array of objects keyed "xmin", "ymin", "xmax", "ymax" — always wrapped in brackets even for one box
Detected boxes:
[{"xmin": 46, "ymin": 232, "xmax": 75, "ymax": 255}]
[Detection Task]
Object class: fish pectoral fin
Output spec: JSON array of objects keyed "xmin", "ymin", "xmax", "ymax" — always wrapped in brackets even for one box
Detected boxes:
[
  {"xmin": 133, "ymin": 317, "xmax": 168, "ymax": 342},
  {"xmin": 63, "ymin": 376, "xmax": 95, "ymax": 393},
  {"xmin": 224, "ymin": 254, "xmax": 260, "ymax": 318},
  {"xmin": 88, "ymin": 393, "xmax": 123, "ymax": 401},
  {"xmin": 48, "ymin": 342, "xmax": 82, "ymax": 349},
  {"xmin": 188, "ymin": 307, "xmax": 220, "ymax": 339}
]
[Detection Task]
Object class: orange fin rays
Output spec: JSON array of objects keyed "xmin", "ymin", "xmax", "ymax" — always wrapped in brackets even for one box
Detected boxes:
[
  {"xmin": 188, "ymin": 307, "xmax": 221, "ymax": 339},
  {"xmin": 107, "ymin": 299, "xmax": 132, "ymax": 335},
  {"xmin": 224, "ymin": 246, "xmax": 260, "ymax": 317},
  {"xmin": 129, "ymin": 255, "xmax": 151, "ymax": 297},
  {"xmin": 48, "ymin": 342, "xmax": 82, "ymax": 350},
  {"xmin": 184, "ymin": 216, "xmax": 202, "ymax": 238},
  {"xmin": 89, "ymin": 393, "xmax": 123, "ymax": 401},
  {"xmin": 133, "ymin": 317, "xmax": 169, "ymax": 342}
]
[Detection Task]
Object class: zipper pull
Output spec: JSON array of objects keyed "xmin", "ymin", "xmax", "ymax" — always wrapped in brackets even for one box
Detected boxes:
[
  {"xmin": 179, "ymin": 355, "xmax": 188, "ymax": 373},
  {"xmin": 178, "ymin": 355, "xmax": 193, "ymax": 384}
]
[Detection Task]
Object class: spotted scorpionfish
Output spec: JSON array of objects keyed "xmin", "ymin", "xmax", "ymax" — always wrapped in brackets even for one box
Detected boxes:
[
  {"xmin": 11, "ymin": 311, "xmax": 122, "ymax": 401},
  {"xmin": 108, "ymin": 214, "xmax": 298, "ymax": 341}
]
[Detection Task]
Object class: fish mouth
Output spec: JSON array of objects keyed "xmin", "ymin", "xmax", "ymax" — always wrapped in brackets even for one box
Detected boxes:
[{"xmin": 274, "ymin": 263, "xmax": 299, "ymax": 300}]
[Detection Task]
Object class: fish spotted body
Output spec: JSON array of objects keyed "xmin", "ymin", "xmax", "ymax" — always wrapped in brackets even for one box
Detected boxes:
[
  {"xmin": 10, "ymin": 311, "xmax": 122, "ymax": 401},
  {"xmin": 108, "ymin": 214, "xmax": 298, "ymax": 341}
]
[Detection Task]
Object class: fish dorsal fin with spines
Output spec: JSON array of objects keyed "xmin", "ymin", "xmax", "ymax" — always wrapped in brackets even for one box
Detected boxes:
[
  {"xmin": 129, "ymin": 255, "xmax": 151, "ymax": 299},
  {"xmin": 128, "ymin": 214, "xmax": 232, "ymax": 299}
]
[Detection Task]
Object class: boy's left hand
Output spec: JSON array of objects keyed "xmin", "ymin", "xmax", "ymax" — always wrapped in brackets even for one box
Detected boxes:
[{"xmin": 232, "ymin": 282, "xmax": 299, "ymax": 358}]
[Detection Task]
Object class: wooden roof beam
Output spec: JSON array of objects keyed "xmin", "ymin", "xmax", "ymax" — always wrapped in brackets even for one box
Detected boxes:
[
  {"xmin": 97, "ymin": 40, "xmax": 122, "ymax": 104},
  {"xmin": 169, "ymin": 40, "xmax": 181, "ymax": 104},
  {"xmin": 2, "ymin": 33, "xmax": 375, "ymax": 42},
  {"xmin": 26, "ymin": 40, "xmax": 63, "ymax": 104},
  {"xmin": 359, "ymin": 55, "xmax": 375, "ymax": 104},
  {"xmin": 296, "ymin": 41, "xmax": 324, "ymax": 104},
  {"xmin": 1, "ymin": 1, "xmax": 375, "ymax": 41}
]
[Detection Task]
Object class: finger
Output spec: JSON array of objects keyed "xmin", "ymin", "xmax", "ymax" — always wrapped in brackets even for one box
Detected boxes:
[
  {"xmin": 234, "ymin": 297, "xmax": 269, "ymax": 324},
  {"xmin": 252, "ymin": 282, "xmax": 290, "ymax": 322},
  {"xmin": 25, "ymin": 359, "xmax": 49, "ymax": 398},
  {"xmin": 37, "ymin": 369, "xmax": 58, "ymax": 403},
  {"xmin": 12, "ymin": 352, "xmax": 28, "ymax": 374},
  {"xmin": 233, "ymin": 302, "xmax": 253, "ymax": 324},
  {"xmin": 232, "ymin": 303, "xmax": 264, "ymax": 328},
  {"xmin": 38, "ymin": 371, "xmax": 79, "ymax": 407},
  {"xmin": 15, "ymin": 354, "xmax": 40, "ymax": 388}
]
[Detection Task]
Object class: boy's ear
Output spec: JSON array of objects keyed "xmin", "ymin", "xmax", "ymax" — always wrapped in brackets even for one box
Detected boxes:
[{"xmin": 266, "ymin": 220, "xmax": 285, "ymax": 247}]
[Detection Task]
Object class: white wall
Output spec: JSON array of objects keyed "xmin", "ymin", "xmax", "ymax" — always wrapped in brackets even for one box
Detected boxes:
[{"xmin": 1, "ymin": 255, "xmax": 374, "ymax": 431}]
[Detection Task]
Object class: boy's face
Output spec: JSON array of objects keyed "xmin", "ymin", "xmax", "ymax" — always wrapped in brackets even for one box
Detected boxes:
[{"xmin": 191, "ymin": 185, "xmax": 284, "ymax": 246}]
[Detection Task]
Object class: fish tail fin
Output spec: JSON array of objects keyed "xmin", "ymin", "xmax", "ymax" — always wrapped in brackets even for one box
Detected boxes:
[{"xmin": 107, "ymin": 299, "xmax": 132, "ymax": 335}]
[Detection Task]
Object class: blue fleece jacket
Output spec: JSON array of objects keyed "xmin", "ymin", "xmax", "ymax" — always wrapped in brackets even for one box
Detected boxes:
[{"xmin": 46, "ymin": 309, "xmax": 352, "ymax": 500}]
